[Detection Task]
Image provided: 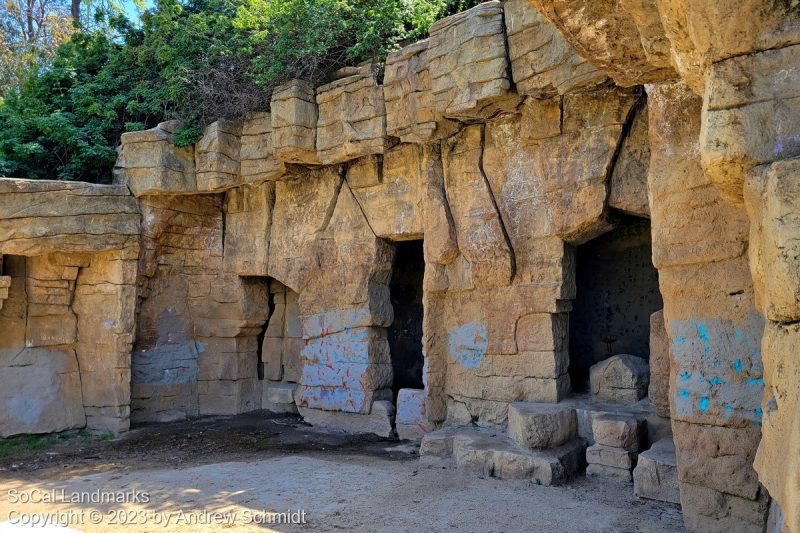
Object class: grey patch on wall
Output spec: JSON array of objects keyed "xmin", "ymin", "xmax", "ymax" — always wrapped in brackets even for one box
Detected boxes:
[
  {"xmin": 131, "ymin": 308, "xmax": 199, "ymax": 386},
  {"xmin": 569, "ymin": 215, "xmax": 662, "ymax": 391}
]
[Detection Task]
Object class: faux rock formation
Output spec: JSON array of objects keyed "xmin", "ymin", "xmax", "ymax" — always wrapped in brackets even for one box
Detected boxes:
[
  {"xmin": 527, "ymin": 0, "xmax": 675, "ymax": 86},
  {"xmin": 195, "ymin": 119, "xmax": 241, "ymax": 192},
  {"xmin": 240, "ymin": 113, "xmax": 285, "ymax": 183},
  {"xmin": 383, "ymin": 41, "xmax": 458, "ymax": 142},
  {"xmin": 608, "ymin": 100, "xmax": 650, "ymax": 217},
  {"xmin": 115, "ymin": 121, "xmax": 196, "ymax": 196},
  {"xmin": 350, "ymin": 144, "xmax": 424, "ymax": 240},
  {"xmin": 589, "ymin": 354, "xmax": 649, "ymax": 404},
  {"xmin": 633, "ymin": 437, "xmax": 679, "ymax": 504},
  {"xmin": 270, "ymin": 79, "xmax": 320, "ymax": 165},
  {"xmin": 223, "ymin": 182, "xmax": 274, "ymax": 276},
  {"xmin": 396, "ymin": 388, "xmax": 427, "ymax": 440},
  {"xmin": 648, "ymin": 310, "xmax": 669, "ymax": 418},
  {"xmin": 0, "ymin": 179, "xmax": 140, "ymax": 255},
  {"xmin": 315, "ymin": 67, "xmax": 386, "ymax": 165},
  {"xmin": 504, "ymin": 0, "xmax": 606, "ymax": 96},
  {"xmin": 508, "ymin": 402, "xmax": 577, "ymax": 449},
  {"xmin": 428, "ymin": 1, "xmax": 518, "ymax": 121},
  {"xmin": 3, "ymin": 3, "xmax": 800, "ymax": 529}
]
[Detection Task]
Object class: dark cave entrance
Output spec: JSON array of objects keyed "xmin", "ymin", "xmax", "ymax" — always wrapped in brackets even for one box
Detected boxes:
[
  {"xmin": 388, "ymin": 240, "xmax": 425, "ymax": 398},
  {"xmin": 568, "ymin": 215, "xmax": 662, "ymax": 392}
]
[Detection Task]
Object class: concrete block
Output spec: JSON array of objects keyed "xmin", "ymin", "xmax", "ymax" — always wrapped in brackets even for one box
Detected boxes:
[
  {"xmin": 633, "ymin": 437, "xmax": 680, "ymax": 504},
  {"xmin": 508, "ymin": 402, "xmax": 577, "ymax": 449}
]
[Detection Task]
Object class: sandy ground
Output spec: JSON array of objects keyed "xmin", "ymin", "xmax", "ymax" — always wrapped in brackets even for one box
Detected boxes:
[{"xmin": 0, "ymin": 413, "xmax": 684, "ymax": 532}]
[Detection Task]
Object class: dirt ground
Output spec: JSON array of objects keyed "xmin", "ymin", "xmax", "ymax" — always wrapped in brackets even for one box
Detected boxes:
[{"xmin": 0, "ymin": 412, "xmax": 684, "ymax": 532}]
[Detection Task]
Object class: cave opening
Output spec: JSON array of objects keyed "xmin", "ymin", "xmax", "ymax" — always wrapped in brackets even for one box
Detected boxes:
[
  {"xmin": 568, "ymin": 215, "xmax": 662, "ymax": 392},
  {"xmin": 388, "ymin": 240, "xmax": 425, "ymax": 399}
]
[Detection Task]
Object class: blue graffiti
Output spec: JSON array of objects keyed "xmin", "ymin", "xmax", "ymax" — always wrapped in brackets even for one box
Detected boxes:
[
  {"xmin": 448, "ymin": 322, "xmax": 488, "ymax": 369},
  {"xmin": 698, "ymin": 397, "xmax": 710, "ymax": 412},
  {"xmin": 669, "ymin": 308, "xmax": 765, "ymax": 425}
]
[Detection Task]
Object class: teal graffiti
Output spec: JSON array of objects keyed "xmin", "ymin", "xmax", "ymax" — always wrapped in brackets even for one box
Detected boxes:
[{"xmin": 448, "ymin": 322, "xmax": 488, "ymax": 369}]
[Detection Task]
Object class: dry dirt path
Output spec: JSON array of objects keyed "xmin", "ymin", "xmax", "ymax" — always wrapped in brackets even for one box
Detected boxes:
[{"xmin": 0, "ymin": 412, "xmax": 684, "ymax": 532}]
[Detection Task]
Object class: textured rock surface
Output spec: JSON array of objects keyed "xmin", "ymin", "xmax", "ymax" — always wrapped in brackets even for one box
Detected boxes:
[
  {"xmin": 648, "ymin": 81, "xmax": 768, "ymax": 530},
  {"xmin": 298, "ymin": 401, "xmax": 394, "ymax": 438},
  {"xmin": 351, "ymin": 144, "xmax": 424, "ymax": 240},
  {"xmin": 195, "ymin": 120, "xmax": 241, "ymax": 192},
  {"xmin": 396, "ymin": 388, "xmax": 427, "ymax": 441},
  {"xmin": 586, "ymin": 444, "xmax": 636, "ymax": 470},
  {"xmin": 508, "ymin": 402, "xmax": 576, "ymax": 449},
  {"xmin": 701, "ymin": 45, "xmax": 800, "ymax": 206},
  {"xmin": 115, "ymin": 122, "xmax": 196, "ymax": 196},
  {"xmin": 633, "ymin": 437, "xmax": 679, "ymax": 504},
  {"xmin": 755, "ymin": 321, "xmax": 800, "ymax": 532},
  {"xmin": 316, "ymin": 67, "xmax": 386, "ymax": 165},
  {"xmin": 591, "ymin": 413, "xmax": 642, "ymax": 451},
  {"xmin": 450, "ymin": 427, "xmax": 586, "ymax": 485},
  {"xmin": 608, "ymin": 100, "xmax": 650, "ymax": 217},
  {"xmin": 0, "ymin": 179, "xmax": 140, "ymax": 255},
  {"xmin": 589, "ymin": 355, "xmax": 649, "ymax": 404},
  {"xmin": 428, "ymin": 2, "xmax": 517, "ymax": 121},
  {"xmin": 383, "ymin": 41, "xmax": 458, "ymax": 143},
  {"xmin": 586, "ymin": 463, "xmax": 632, "ymax": 482},
  {"xmin": 240, "ymin": 113, "xmax": 285, "ymax": 183},
  {"xmin": 223, "ymin": 182, "xmax": 274, "ymax": 276},
  {"xmin": 270, "ymin": 79, "xmax": 319, "ymax": 165},
  {"xmin": 504, "ymin": 0, "xmax": 606, "ymax": 96},
  {"xmin": 648, "ymin": 310, "xmax": 670, "ymax": 418},
  {"xmin": 6, "ymin": 5, "xmax": 800, "ymax": 527},
  {"xmin": 527, "ymin": 0, "xmax": 675, "ymax": 86}
]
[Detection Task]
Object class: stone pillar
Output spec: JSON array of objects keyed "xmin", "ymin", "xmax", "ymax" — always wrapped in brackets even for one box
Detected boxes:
[
  {"xmin": 647, "ymin": 81, "xmax": 769, "ymax": 531},
  {"xmin": 73, "ymin": 250, "xmax": 139, "ymax": 434}
]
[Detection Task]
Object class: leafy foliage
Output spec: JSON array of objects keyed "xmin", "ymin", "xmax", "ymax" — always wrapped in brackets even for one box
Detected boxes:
[{"xmin": 0, "ymin": 0, "xmax": 481, "ymax": 182}]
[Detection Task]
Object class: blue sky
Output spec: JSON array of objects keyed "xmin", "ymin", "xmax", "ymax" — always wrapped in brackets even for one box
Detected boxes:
[{"xmin": 121, "ymin": 0, "xmax": 155, "ymax": 23}]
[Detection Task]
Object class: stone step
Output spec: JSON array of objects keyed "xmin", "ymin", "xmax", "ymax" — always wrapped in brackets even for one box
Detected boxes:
[
  {"xmin": 453, "ymin": 429, "xmax": 586, "ymax": 485},
  {"xmin": 591, "ymin": 413, "xmax": 643, "ymax": 451},
  {"xmin": 262, "ymin": 382, "xmax": 298, "ymax": 414},
  {"xmin": 586, "ymin": 443, "xmax": 637, "ymax": 470},
  {"xmin": 587, "ymin": 463, "xmax": 632, "ymax": 482},
  {"xmin": 633, "ymin": 437, "xmax": 680, "ymax": 504},
  {"xmin": 507, "ymin": 402, "xmax": 577, "ymax": 450},
  {"xmin": 422, "ymin": 427, "xmax": 585, "ymax": 485}
]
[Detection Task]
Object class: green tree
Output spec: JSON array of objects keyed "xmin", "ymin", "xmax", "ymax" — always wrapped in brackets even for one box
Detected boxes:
[{"xmin": 0, "ymin": 0, "xmax": 481, "ymax": 182}]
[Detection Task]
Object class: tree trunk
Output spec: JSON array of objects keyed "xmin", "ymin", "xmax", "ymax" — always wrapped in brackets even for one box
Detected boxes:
[{"xmin": 71, "ymin": 0, "xmax": 80, "ymax": 25}]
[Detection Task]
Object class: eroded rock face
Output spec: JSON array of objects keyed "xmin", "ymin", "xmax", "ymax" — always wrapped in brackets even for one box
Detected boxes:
[
  {"xmin": 223, "ymin": 182, "xmax": 274, "ymax": 276},
  {"xmin": 505, "ymin": 0, "xmax": 606, "ymax": 96},
  {"xmin": 240, "ymin": 113, "xmax": 285, "ymax": 183},
  {"xmin": 428, "ymin": 1, "xmax": 518, "ymax": 121},
  {"xmin": 589, "ymin": 355, "xmax": 650, "ymax": 404},
  {"xmin": 271, "ymin": 79, "xmax": 319, "ymax": 165},
  {"xmin": 647, "ymin": 81, "xmax": 768, "ymax": 530},
  {"xmin": 384, "ymin": 40, "xmax": 459, "ymax": 143},
  {"xmin": 115, "ymin": 121, "xmax": 196, "ymax": 196},
  {"xmin": 0, "ymin": 179, "xmax": 140, "ymax": 255},
  {"xmin": 527, "ymin": 0, "xmax": 675, "ymax": 86},
  {"xmin": 316, "ymin": 67, "xmax": 386, "ymax": 165},
  {"xmin": 609, "ymin": 99, "xmax": 650, "ymax": 217},
  {"xmin": 195, "ymin": 120, "xmax": 242, "ymax": 192},
  {"xmin": 702, "ymin": 45, "xmax": 800, "ymax": 206},
  {"xmin": 268, "ymin": 168, "xmax": 343, "ymax": 292}
]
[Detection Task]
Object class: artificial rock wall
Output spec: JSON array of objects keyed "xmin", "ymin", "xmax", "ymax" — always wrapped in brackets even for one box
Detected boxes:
[
  {"xmin": 522, "ymin": 1, "xmax": 800, "ymax": 530},
  {"xmin": 0, "ymin": 180, "xmax": 140, "ymax": 436},
  {"xmin": 1, "ymin": 1, "xmax": 798, "ymax": 531}
]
